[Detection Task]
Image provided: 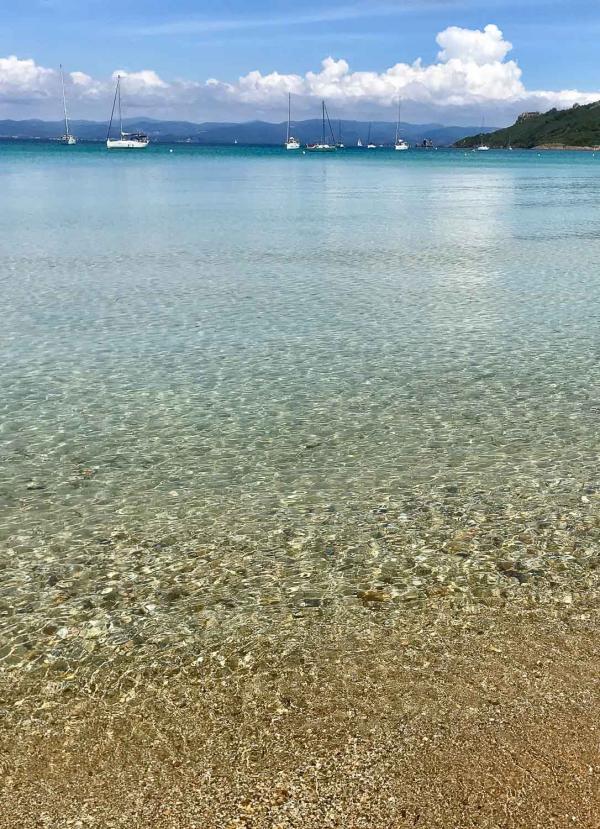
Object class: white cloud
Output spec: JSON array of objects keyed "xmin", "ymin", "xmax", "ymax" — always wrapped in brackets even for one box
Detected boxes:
[
  {"xmin": 436, "ymin": 24, "xmax": 512, "ymax": 65},
  {"xmin": 0, "ymin": 25, "xmax": 598, "ymax": 123},
  {"xmin": 111, "ymin": 69, "xmax": 168, "ymax": 92},
  {"xmin": 70, "ymin": 71, "xmax": 94, "ymax": 87},
  {"xmin": 133, "ymin": 4, "xmax": 455, "ymax": 37},
  {"xmin": 0, "ymin": 55, "xmax": 55, "ymax": 100},
  {"xmin": 211, "ymin": 24, "xmax": 598, "ymax": 115}
]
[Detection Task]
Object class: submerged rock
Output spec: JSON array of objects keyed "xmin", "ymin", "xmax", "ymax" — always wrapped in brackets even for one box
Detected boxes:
[{"xmin": 358, "ymin": 590, "xmax": 390, "ymax": 603}]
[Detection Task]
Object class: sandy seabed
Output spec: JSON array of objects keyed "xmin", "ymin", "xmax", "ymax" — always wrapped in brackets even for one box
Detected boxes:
[{"xmin": 1, "ymin": 590, "xmax": 599, "ymax": 829}]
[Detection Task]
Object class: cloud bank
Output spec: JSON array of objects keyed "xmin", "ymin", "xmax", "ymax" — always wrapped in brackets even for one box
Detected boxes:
[{"xmin": 0, "ymin": 24, "xmax": 598, "ymax": 124}]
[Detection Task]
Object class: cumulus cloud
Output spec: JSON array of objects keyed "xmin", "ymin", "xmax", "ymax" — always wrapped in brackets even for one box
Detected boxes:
[
  {"xmin": 436, "ymin": 23, "xmax": 511, "ymax": 65},
  {"xmin": 221, "ymin": 23, "xmax": 599, "ymax": 115},
  {"xmin": 111, "ymin": 69, "xmax": 168, "ymax": 91},
  {"xmin": 0, "ymin": 55, "xmax": 55, "ymax": 101},
  {"xmin": 218, "ymin": 24, "xmax": 590, "ymax": 111},
  {"xmin": 70, "ymin": 71, "xmax": 94, "ymax": 87},
  {"xmin": 0, "ymin": 25, "xmax": 598, "ymax": 122}
]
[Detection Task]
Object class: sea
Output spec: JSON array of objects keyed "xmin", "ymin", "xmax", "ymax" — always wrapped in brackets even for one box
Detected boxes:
[{"xmin": 2, "ymin": 142, "xmax": 600, "ymax": 681}]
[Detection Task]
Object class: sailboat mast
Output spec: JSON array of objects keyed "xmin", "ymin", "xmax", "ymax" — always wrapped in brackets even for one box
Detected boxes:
[
  {"xmin": 395, "ymin": 98, "xmax": 401, "ymax": 144},
  {"xmin": 118, "ymin": 76, "xmax": 123, "ymax": 137},
  {"xmin": 287, "ymin": 93, "xmax": 291, "ymax": 143},
  {"xmin": 324, "ymin": 103, "xmax": 335, "ymax": 145},
  {"xmin": 107, "ymin": 79, "xmax": 118, "ymax": 141},
  {"xmin": 322, "ymin": 100, "xmax": 326, "ymax": 144},
  {"xmin": 60, "ymin": 65, "xmax": 69, "ymax": 136}
]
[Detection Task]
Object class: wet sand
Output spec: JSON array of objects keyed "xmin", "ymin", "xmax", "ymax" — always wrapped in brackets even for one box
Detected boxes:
[{"xmin": 2, "ymin": 592, "xmax": 599, "ymax": 828}]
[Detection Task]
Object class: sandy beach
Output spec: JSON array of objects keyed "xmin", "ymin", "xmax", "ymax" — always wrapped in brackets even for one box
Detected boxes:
[{"xmin": 2, "ymin": 588, "xmax": 599, "ymax": 829}]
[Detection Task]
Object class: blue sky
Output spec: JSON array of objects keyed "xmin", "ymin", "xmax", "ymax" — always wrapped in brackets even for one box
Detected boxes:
[{"xmin": 1, "ymin": 0, "xmax": 599, "ymax": 124}]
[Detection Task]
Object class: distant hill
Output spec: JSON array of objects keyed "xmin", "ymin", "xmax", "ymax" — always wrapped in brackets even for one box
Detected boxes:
[
  {"xmin": 454, "ymin": 101, "xmax": 600, "ymax": 149},
  {"xmin": 0, "ymin": 117, "xmax": 493, "ymax": 147}
]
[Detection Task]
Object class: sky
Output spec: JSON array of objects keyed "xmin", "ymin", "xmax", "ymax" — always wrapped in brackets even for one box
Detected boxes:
[{"xmin": 1, "ymin": 0, "xmax": 600, "ymax": 126}]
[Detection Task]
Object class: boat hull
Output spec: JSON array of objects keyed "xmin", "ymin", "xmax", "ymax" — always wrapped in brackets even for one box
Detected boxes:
[
  {"xmin": 306, "ymin": 144, "xmax": 336, "ymax": 152},
  {"xmin": 106, "ymin": 139, "xmax": 149, "ymax": 149},
  {"xmin": 285, "ymin": 140, "xmax": 301, "ymax": 150}
]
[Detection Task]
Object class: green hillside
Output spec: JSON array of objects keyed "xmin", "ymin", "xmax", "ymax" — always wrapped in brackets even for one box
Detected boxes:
[{"xmin": 454, "ymin": 101, "xmax": 600, "ymax": 149}]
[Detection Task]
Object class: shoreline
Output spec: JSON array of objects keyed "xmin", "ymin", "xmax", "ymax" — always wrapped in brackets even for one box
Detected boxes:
[
  {"xmin": 533, "ymin": 144, "xmax": 600, "ymax": 151},
  {"xmin": 2, "ymin": 589, "xmax": 599, "ymax": 828}
]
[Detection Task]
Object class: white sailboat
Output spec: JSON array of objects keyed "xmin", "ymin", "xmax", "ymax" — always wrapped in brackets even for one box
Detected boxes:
[
  {"xmin": 60, "ymin": 65, "xmax": 77, "ymax": 145},
  {"xmin": 306, "ymin": 100, "xmax": 337, "ymax": 152},
  {"xmin": 357, "ymin": 138, "xmax": 363, "ymax": 147},
  {"xmin": 366, "ymin": 123, "xmax": 376, "ymax": 148},
  {"xmin": 476, "ymin": 114, "xmax": 490, "ymax": 151},
  {"xmin": 284, "ymin": 93, "xmax": 300, "ymax": 150},
  {"xmin": 106, "ymin": 76, "xmax": 149, "ymax": 149},
  {"xmin": 394, "ymin": 98, "xmax": 409, "ymax": 151}
]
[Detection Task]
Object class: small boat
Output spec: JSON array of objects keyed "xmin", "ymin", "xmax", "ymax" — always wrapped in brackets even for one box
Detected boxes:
[
  {"xmin": 59, "ymin": 65, "xmax": 76, "ymax": 145},
  {"xmin": 366, "ymin": 123, "xmax": 376, "ymax": 148},
  {"xmin": 336, "ymin": 120, "xmax": 344, "ymax": 149},
  {"xmin": 507, "ymin": 134, "xmax": 513, "ymax": 151},
  {"xmin": 476, "ymin": 114, "xmax": 489, "ymax": 151},
  {"xmin": 357, "ymin": 138, "xmax": 363, "ymax": 148},
  {"xmin": 106, "ymin": 76, "xmax": 149, "ymax": 149},
  {"xmin": 284, "ymin": 93, "xmax": 300, "ymax": 150},
  {"xmin": 306, "ymin": 100, "xmax": 337, "ymax": 152},
  {"xmin": 394, "ymin": 98, "xmax": 409, "ymax": 151}
]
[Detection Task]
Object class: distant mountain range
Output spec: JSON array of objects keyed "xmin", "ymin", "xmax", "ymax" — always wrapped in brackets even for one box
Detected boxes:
[
  {"xmin": 0, "ymin": 117, "xmax": 495, "ymax": 147},
  {"xmin": 455, "ymin": 101, "xmax": 600, "ymax": 149}
]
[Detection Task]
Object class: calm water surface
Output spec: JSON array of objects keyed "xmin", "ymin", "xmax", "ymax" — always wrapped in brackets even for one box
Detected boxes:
[{"xmin": 2, "ymin": 144, "xmax": 600, "ymax": 674}]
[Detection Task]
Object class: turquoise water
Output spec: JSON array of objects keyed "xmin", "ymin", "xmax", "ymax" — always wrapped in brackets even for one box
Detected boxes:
[{"xmin": 2, "ymin": 143, "xmax": 600, "ymax": 675}]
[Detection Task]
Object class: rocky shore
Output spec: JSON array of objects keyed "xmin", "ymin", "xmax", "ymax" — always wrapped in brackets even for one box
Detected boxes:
[{"xmin": 534, "ymin": 144, "xmax": 600, "ymax": 151}]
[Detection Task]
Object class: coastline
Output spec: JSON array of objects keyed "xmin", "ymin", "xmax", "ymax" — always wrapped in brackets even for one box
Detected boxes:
[
  {"xmin": 533, "ymin": 144, "xmax": 600, "ymax": 151},
  {"xmin": 2, "ymin": 587, "xmax": 599, "ymax": 828}
]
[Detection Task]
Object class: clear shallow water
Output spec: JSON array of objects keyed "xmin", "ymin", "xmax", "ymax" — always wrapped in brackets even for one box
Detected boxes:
[{"xmin": 2, "ymin": 143, "xmax": 600, "ymax": 676}]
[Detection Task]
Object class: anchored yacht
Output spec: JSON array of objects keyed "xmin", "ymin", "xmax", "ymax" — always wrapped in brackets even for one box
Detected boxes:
[
  {"xmin": 366, "ymin": 123, "xmax": 376, "ymax": 148},
  {"xmin": 284, "ymin": 93, "xmax": 300, "ymax": 150},
  {"xmin": 60, "ymin": 65, "xmax": 76, "ymax": 145},
  {"xmin": 476, "ymin": 114, "xmax": 490, "ymax": 151},
  {"xmin": 106, "ymin": 76, "xmax": 149, "ymax": 149},
  {"xmin": 394, "ymin": 99, "xmax": 409, "ymax": 151},
  {"xmin": 306, "ymin": 101, "xmax": 337, "ymax": 152}
]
